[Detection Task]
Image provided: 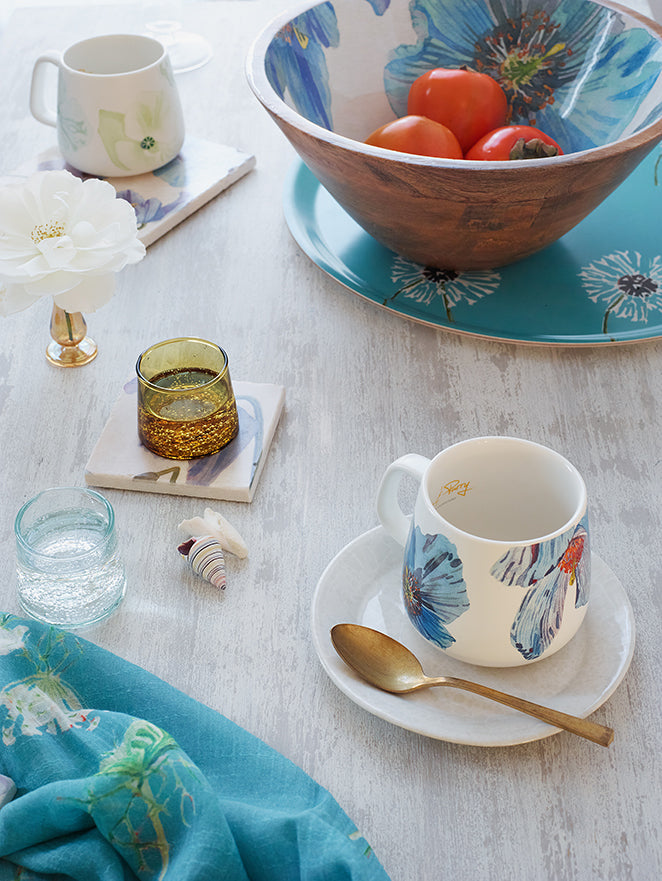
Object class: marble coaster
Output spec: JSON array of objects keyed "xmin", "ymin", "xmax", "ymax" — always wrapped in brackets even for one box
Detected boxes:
[
  {"xmin": 3, "ymin": 137, "xmax": 255, "ymax": 247},
  {"xmin": 85, "ymin": 379, "xmax": 285, "ymax": 502}
]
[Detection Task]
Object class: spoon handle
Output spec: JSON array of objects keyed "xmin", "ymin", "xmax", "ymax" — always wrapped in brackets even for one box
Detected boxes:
[{"xmin": 430, "ymin": 676, "xmax": 614, "ymax": 746}]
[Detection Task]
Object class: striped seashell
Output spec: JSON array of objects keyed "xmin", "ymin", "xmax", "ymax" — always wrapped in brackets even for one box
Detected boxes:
[{"xmin": 177, "ymin": 536, "xmax": 226, "ymax": 589}]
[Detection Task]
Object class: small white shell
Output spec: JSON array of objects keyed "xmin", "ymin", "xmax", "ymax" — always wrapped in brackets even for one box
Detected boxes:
[
  {"xmin": 178, "ymin": 507, "xmax": 248, "ymax": 559},
  {"xmin": 178, "ymin": 536, "xmax": 226, "ymax": 589}
]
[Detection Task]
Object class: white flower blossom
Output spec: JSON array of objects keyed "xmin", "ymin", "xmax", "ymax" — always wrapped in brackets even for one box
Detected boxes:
[{"xmin": 0, "ymin": 170, "xmax": 145, "ymax": 316}]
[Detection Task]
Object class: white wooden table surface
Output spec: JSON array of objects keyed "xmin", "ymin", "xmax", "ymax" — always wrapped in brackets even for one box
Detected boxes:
[{"xmin": 1, "ymin": 1, "xmax": 661, "ymax": 879}]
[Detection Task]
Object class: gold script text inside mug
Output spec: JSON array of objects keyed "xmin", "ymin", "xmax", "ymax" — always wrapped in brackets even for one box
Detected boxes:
[{"xmin": 427, "ymin": 440, "xmax": 584, "ymax": 542}]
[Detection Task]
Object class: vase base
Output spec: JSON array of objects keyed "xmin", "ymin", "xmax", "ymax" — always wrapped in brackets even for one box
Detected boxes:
[{"xmin": 46, "ymin": 336, "xmax": 98, "ymax": 368}]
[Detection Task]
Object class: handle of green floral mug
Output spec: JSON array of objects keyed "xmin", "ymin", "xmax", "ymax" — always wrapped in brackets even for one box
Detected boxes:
[
  {"xmin": 376, "ymin": 454, "xmax": 430, "ymax": 547},
  {"xmin": 29, "ymin": 51, "xmax": 62, "ymax": 127}
]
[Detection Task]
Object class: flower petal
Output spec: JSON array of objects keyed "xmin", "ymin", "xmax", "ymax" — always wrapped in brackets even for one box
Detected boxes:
[
  {"xmin": 35, "ymin": 234, "xmax": 78, "ymax": 269},
  {"xmin": 0, "ymin": 281, "xmax": 43, "ymax": 317},
  {"xmin": 54, "ymin": 273, "xmax": 116, "ymax": 313},
  {"xmin": 0, "ymin": 169, "xmax": 144, "ymax": 314}
]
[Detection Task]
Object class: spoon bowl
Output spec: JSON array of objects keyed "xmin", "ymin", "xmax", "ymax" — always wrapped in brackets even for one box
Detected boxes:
[{"xmin": 330, "ymin": 623, "xmax": 614, "ymax": 747}]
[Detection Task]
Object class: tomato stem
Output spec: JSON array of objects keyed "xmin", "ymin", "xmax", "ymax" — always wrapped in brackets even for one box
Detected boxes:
[{"xmin": 509, "ymin": 137, "xmax": 560, "ymax": 160}]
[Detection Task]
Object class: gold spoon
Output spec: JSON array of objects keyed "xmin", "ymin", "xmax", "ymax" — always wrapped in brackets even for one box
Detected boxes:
[{"xmin": 330, "ymin": 623, "xmax": 614, "ymax": 747}]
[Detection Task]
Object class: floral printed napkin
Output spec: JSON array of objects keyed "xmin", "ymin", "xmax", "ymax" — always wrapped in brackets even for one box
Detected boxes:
[{"xmin": 0, "ymin": 615, "xmax": 389, "ymax": 881}]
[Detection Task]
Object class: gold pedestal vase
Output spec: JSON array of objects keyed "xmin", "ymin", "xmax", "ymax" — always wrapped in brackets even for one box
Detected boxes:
[{"xmin": 46, "ymin": 304, "xmax": 98, "ymax": 368}]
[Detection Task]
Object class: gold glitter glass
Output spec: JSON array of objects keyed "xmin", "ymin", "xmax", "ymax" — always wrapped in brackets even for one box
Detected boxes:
[{"xmin": 136, "ymin": 338, "xmax": 239, "ymax": 460}]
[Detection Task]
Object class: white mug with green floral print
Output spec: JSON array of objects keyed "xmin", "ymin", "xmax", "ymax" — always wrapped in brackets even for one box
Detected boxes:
[
  {"xmin": 30, "ymin": 34, "xmax": 185, "ymax": 177},
  {"xmin": 377, "ymin": 437, "xmax": 590, "ymax": 667}
]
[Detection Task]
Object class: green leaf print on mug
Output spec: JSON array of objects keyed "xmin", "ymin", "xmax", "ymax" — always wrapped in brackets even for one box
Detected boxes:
[{"xmin": 97, "ymin": 92, "xmax": 179, "ymax": 171}]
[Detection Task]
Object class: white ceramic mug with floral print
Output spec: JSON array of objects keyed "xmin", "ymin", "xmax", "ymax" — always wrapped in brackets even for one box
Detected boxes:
[
  {"xmin": 30, "ymin": 34, "xmax": 185, "ymax": 177},
  {"xmin": 376, "ymin": 437, "xmax": 590, "ymax": 667}
]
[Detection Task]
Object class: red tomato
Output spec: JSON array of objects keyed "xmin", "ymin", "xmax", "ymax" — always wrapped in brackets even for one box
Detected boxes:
[
  {"xmin": 365, "ymin": 115, "xmax": 463, "ymax": 159},
  {"xmin": 408, "ymin": 68, "xmax": 507, "ymax": 154},
  {"xmin": 465, "ymin": 125, "xmax": 563, "ymax": 160}
]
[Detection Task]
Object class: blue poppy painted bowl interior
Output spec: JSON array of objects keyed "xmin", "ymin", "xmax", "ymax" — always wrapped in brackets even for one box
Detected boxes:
[
  {"xmin": 262, "ymin": 0, "xmax": 662, "ymax": 152},
  {"xmin": 248, "ymin": 0, "xmax": 662, "ymax": 268}
]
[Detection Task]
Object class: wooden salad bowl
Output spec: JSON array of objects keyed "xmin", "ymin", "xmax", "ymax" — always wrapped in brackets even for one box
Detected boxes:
[{"xmin": 248, "ymin": 0, "xmax": 662, "ymax": 270}]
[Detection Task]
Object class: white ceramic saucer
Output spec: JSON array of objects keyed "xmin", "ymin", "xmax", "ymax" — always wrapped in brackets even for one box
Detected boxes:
[{"xmin": 311, "ymin": 526, "xmax": 635, "ymax": 746}]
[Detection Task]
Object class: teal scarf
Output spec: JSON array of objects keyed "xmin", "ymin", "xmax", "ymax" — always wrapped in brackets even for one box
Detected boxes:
[{"xmin": 0, "ymin": 615, "xmax": 389, "ymax": 881}]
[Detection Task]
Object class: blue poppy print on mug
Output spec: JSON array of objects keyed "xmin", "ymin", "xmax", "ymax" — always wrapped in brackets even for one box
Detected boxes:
[{"xmin": 377, "ymin": 437, "xmax": 590, "ymax": 667}]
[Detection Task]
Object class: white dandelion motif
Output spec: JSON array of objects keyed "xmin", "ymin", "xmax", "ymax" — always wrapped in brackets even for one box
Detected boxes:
[
  {"xmin": 579, "ymin": 251, "xmax": 662, "ymax": 334},
  {"xmin": 386, "ymin": 256, "xmax": 501, "ymax": 322}
]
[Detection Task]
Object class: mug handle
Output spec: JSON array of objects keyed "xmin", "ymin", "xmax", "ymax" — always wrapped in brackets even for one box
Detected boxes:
[
  {"xmin": 376, "ymin": 454, "xmax": 430, "ymax": 547},
  {"xmin": 29, "ymin": 51, "xmax": 62, "ymax": 127}
]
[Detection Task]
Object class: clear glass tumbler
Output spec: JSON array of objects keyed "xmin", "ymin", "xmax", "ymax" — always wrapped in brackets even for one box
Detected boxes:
[
  {"xmin": 136, "ymin": 337, "xmax": 239, "ymax": 459},
  {"xmin": 15, "ymin": 487, "xmax": 126, "ymax": 629}
]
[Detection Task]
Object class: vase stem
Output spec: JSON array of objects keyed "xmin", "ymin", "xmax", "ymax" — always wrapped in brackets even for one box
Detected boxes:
[{"xmin": 46, "ymin": 304, "xmax": 98, "ymax": 367}]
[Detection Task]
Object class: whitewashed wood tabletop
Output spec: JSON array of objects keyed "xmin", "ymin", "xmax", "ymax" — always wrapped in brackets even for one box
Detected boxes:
[{"xmin": 0, "ymin": 1, "xmax": 661, "ymax": 879}]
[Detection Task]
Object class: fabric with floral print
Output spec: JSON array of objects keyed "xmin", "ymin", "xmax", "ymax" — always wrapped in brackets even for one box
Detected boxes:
[{"xmin": 0, "ymin": 615, "xmax": 390, "ymax": 881}]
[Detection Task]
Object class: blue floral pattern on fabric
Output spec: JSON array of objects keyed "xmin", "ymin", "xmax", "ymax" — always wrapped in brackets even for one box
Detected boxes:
[
  {"xmin": 490, "ymin": 516, "xmax": 590, "ymax": 660},
  {"xmin": 402, "ymin": 526, "xmax": 470, "ymax": 648}
]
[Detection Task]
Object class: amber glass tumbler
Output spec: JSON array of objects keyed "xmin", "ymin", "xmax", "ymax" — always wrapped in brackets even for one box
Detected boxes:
[{"xmin": 136, "ymin": 338, "xmax": 239, "ymax": 459}]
